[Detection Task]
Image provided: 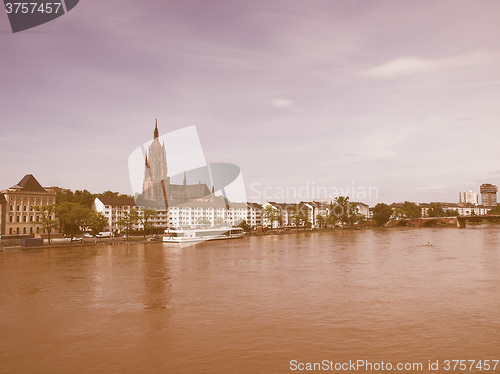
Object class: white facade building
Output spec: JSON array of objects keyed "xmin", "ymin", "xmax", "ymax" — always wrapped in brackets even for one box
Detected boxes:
[
  {"xmin": 440, "ymin": 203, "xmax": 490, "ymax": 216},
  {"xmin": 353, "ymin": 202, "xmax": 370, "ymax": 220},
  {"xmin": 94, "ymin": 194, "xmax": 378, "ymax": 232},
  {"xmin": 459, "ymin": 190, "xmax": 479, "ymax": 206},
  {"xmin": 246, "ymin": 203, "xmax": 262, "ymax": 228},
  {"xmin": 94, "ymin": 195, "xmax": 252, "ymax": 233},
  {"xmin": 262, "ymin": 201, "xmax": 331, "ymax": 228},
  {"xmin": 94, "ymin": 196, "xmax": 141, "ymax": 233},
  {"xmin": 167, "ymin": 199, "xmax": 248, "ymax": 228}
]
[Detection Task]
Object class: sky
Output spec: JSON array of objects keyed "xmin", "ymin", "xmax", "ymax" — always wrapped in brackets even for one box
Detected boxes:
[{"xmin": 1, "ymin": 0, "xmax": 500, "ymax": 205}]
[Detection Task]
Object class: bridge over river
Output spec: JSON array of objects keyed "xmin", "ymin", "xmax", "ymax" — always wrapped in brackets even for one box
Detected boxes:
[{"xmin": 385, "ymin": 215, "xmax": 500, "ymax": 228}]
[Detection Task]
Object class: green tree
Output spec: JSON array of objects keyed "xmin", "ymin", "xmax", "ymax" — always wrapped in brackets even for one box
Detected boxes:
[
  {"xmin": 401, "ymin": 201, "xmax": 421, "ymax": 218},
  {"xmin": 100, "ymin": 190, "xmax": 133, "ymax": 199},
  {"xmin": 428, "ymin": 203, "xmax": 445, "ymax": 217},
  {"xmin": 290, "ymin": 208, "xmax": 308, "ymax": 230},
  {"xmin": 83, "ymin": 211, "xmax": 109, "ymax": 236},
  {"xmin": 139, "ymin": 209, "xmax": 158, "ymax": 238},
  {"xmin": 73, "ymin": 190, "xmax": 95, "ymax": 208},
  {"xmin": 262, "ymin": 205, "xmax": 281, "ymax": 228},
  {"xmin": 372, "ymin": 203, "xmax": 393, "ymax": 226},
  {"xmin": 56, "ymin": 189, "xmax": 95, "ymax": 208},
  {"xmin": 31, "ymin": 204, "xmax": 58, "ymax": 244},
  {"xmin": 392, "ymin": 207, "xmax": 404, "ymax": 219},
  {"xmin": 56, "ymin": 202, "xmax": 90, "ymax": 236},
  {"xmin": 331, "ymin": 196, "xmax": 360, "ymax": 226},
  {"xmin": 356, "ymin": 214, "xmax": 367, "ymax": 224},
  {"xmin": 316, "ymin": 214, "xmax": 326, "ymax": 228},
  {"xmin": 444, "ymin": 209, "xmax": 459, "ymax": 217},
  {"xmin": 488, "ymin": 205, "xmax": 500, "ymax": 215},
  {"xmin": 236, "ymin": 220, "xmax": 250, "ymax": 232},
  {"xmin": 116, "ymin": 209, "xmax": 139, "ymax": 239},
  {"xmin": 326, "ymin": 201, "xmax": 342, "ymax": 226},
  {"xmin": 101, "ymin": 190, "xmax": 119, "ymax": 199}
]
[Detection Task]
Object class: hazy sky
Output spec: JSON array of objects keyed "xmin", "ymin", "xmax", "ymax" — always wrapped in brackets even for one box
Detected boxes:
[{"xmin": 1, "ymin": 0, "xmax": 500, "ymax": 204}]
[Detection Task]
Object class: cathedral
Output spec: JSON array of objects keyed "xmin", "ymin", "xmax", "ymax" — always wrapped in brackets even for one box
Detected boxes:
[
  {"xmin": 141, "ymin": 121, "xmax": 211, "ymax": 206},
  {"xmin": 142, "ymin": 121, "xmax": 170, "ymax": 201}
]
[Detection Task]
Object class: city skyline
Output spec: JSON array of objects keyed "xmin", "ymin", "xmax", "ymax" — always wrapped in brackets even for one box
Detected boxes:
[
  {"xmin": 2, "ymin": 0, "xmax": 500, "ymax": 204},
  {"xmin": 2, "ymin": 171, "xmax": 497, "ymax": 210}
]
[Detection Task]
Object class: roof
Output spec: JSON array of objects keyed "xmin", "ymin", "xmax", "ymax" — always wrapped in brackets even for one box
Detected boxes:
[
  {"xmin": 169, "ymin": 199, "xmax": 232, "ymax": 209},
  {"xmin": 308, "ymin": 201, "xmax": 330, "ymax": 207},
  {"xmin": 440, "ymin": 203, "xmax": 460, "ymax": 208},
  {"xmin": 170, "ymin": 183, "xmax": 211, "ymax": 199},
  {"xmin": 266, "ymin": 202, "xmax": 298, "ymax": 209},
  {"xmin": 298, "ymin": 202, "xmax": 314, "ymax": 209},
  {"xmin": 97, "ymin": 196, "xmax": 136, "ymax": 206},
  {"xmin": 10, "ymin": 174, "xmax": 46, "ymax": 192},
  {"xmin": 246, "ymin": 202, "xmax": 263, "ymax": 209},
  {"xmin": 267, "ymin": 202, "xmax": 319, "ymax": 211},
  {"xmin": 228, "ymin": 202, "xmax": 247, "ymax": 209}
]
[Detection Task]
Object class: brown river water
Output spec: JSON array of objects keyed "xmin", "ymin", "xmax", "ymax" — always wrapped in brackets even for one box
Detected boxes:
[{"xmin": 1, "ymin": 227, "xmax": 500, "ymax": 374}]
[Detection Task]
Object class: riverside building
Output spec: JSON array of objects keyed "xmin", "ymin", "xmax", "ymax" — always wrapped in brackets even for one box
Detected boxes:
[
  {"xmin": 0, "ymin": 174, "xmax": 57, "ymax": 236},
  {"xmin": 459, "ymin": 190, "xmax": 479, "ymax": 206},
  {"xmin": 480, "ymin": 183, "xmax": 498, "ymax": 207}
]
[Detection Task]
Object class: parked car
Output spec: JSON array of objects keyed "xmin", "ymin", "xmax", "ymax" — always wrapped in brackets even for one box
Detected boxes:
[{"xmin": 96, "ymin": 232, "xmax": 112, "ymax": 238}]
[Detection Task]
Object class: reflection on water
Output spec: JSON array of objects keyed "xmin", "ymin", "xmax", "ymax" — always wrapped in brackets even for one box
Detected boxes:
[{"xmin": 1, "ymin": 227, "xmax": 500, "ymax": 373}]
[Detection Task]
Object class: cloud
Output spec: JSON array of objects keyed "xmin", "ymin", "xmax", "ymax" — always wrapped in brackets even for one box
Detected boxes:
[
  {"xmin": 357, "ymin": 50, "xmax": 499, "ymax": 80},
  {"xmin": 271, "ymin": 97, "xmax": 294, "ymax": 108}
]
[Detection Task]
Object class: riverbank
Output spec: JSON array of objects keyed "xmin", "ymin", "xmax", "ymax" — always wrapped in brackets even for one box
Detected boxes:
[
  {"xmin": 0, "ymin": 237, "xmax": 161, "ymax": 251},
  {"xmin": 3, "ymin": 220, "xmax": 499, "ymax": 252},
  {"xmin": 246, "ymin": 219, "xmax": 500, "ymax": 236}
]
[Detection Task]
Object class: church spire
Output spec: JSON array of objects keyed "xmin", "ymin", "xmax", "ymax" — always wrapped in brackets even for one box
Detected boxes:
[{"xmin": 154, "ymin": 119, "xmax": 159, "ymax": 139}]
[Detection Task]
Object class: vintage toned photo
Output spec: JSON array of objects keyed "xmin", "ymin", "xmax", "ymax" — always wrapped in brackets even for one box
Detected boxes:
[{"xmin": 1, "ymin": 1, "xmax": 499, "ymax": 373}]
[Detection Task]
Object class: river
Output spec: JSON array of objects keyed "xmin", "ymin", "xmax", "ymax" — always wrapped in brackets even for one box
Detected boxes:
[{"xmin": 1, "ymin": 226, "xmax": 499, "ymax": 373}]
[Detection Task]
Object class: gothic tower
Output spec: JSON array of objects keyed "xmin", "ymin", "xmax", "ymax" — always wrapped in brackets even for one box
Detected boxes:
[{"xmin": 142, "ymin": 120, "xmax": 170, "ymax": 200}]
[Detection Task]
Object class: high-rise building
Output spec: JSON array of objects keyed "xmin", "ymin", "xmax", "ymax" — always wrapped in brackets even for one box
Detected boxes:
[
  {"xmin": 480, "ymin": 183, "xmax": 498, "ymax": 207},
  {"xmin": 458, "ymin": 190, "xmax": 479, "ymax": 205}
]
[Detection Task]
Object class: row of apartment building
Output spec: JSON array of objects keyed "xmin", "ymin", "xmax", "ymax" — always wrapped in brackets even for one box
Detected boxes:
[
  {"xmin": 1, "ymin": 174, "xmax": 498, "ymax": 236},
  {"xmin": 94, "ymin": 195, "xmax": 253, "ymax": 232},
  {"xmin": 93, "ymin": 196, "xmax": 371, "ymax": 232}
]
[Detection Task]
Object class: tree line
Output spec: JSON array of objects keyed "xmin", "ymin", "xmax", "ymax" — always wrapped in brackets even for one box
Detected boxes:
[
  {"xmin": 31, "ymin": 189, "xmax": 132, "ymax": 243},
  {"xmin": 114, "ymin": 208, "xmax": 159, "ymax": 240},
  {"xmin": 262, "ymin": 199, "xmax": 469, "ymax": 229},
  {"xmin": 372, "ymin": 201, "xmax": 460, "ymax": 227},
  {"xmin": 262, "ymin": 196, "xmax": 366, "ymax": 230}
]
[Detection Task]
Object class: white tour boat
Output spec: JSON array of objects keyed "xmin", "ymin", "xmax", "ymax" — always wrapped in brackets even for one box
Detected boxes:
[{"xmin": 163, "ymin": 227, "xmax": 245, "ymax": 243}]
